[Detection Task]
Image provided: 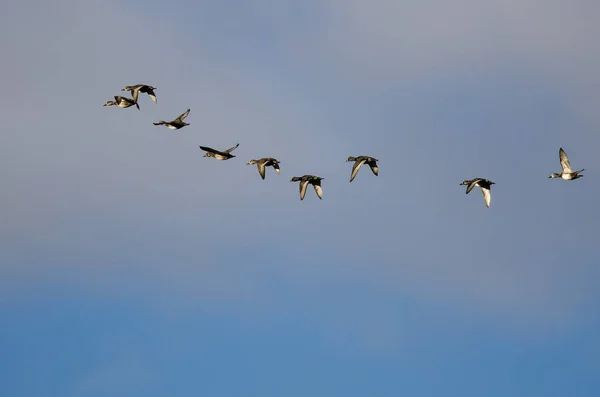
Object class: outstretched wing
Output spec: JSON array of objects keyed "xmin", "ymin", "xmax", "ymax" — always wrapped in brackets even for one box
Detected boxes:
[
  {"xmin": 313, "ymin": 181, "xmax": 323, "ymax": 199},
  {"xmin": 224, "ymin": 143, "xmax": 240, "ymax": 154},
  {"xmin": 140, "ymin": 86, "xmax": 157, "ymax": 103},
  {"xmin": 466, "ymin": 179, "xmax": 480, "ymax": 194},
  {"xmin": 299, "ymin": 180, "xmax": 308, "ymax": 200},
  {"xmin": 257, "ymin": 162, "xmax": 266, "ymax": 180},
  {"xmin": 130, "ymin": 86, "xmax": 142, "ymax": 104},
  {"xmin": 368, "ymin": 160, "xmax": 379, "ymax": 176},
  {"xmin": 350, "ymin": 159, "xmax": 366, "ymax": 182},
  {"xmin": 199, "ymin": 145, "xmax": 218, "ymax": 154},
  {"xmin": 481, "ymin": 187, "xmax": 491, "ymax": 208},
  {"xmin": 559, "ymin": 148, "xmax": 572, "ymax": 173},
  {"xmin": 175, "ymin": 109, "xmax": 191, "ymax": 122}
]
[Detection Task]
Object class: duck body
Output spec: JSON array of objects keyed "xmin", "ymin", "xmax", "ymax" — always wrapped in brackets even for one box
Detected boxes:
[
  {"xmin": 122, "ymin": 84, "xmax": 157, "ymax": 104},
  {"xmin": 346, "ymin": 156, "xmax": 379, "ymax": 182},
  {"xmin": 154, "ymin": 109, "xmax": 190, "ymax": 129},
  {"xmin": 247, "ymin": 158, "xmax": 281, "ymax": 179},
  {"xmin": 549, "ymin": 148, "xmax": 584, "ymax": 180},
  {"xmin": 290, "ymin": 175, "xmax": 324, "ymax": 200},
  {"xmin": 199, "ymin": 143, "xmax": 240, "ymax": 160},
  {"xmin": 103, "ymin": 96, "xmax": 139, "ymax": 110},
  {"xmin": 460, "ymin": 178, "xmax": 495, "ymax": 208}
]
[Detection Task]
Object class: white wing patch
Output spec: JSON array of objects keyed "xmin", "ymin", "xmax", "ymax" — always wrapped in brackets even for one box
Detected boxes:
[
  {"xmin": 481, "ymin": 187, "xmax": 491, "ymax": 208},
  {"xmin": 369, "ymin": 163, "xmax": 379, "ymax": 176},
  {"xmin": 350, "ymin": 159, "xmax": 366, "ymax": 182},
  {"xmin": 313, "ymin": 184, "xmax": 323, "ymax": 199},
  {"xmin": 299, "ymin": 180, "xmax": 308, "ymax": 200}
]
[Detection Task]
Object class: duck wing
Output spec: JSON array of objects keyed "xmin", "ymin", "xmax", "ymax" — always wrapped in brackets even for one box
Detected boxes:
[
  {"xmin": 175, "ymin": 109, "xmax": 191, "ymax": 122},
  {"xmin": 141, "ymin": 86, "xmax": 157, "ymax": 103},
  {"xmin": 367, "ymin": 160, "xmax": 379, "ymax": 176},
  {"xmin": 140, "ymin": 86, "xmax": 156, "ymax": 102},
  {"xmin": 465, "ymin": 179, "xmax": 480, "ymax": 194},
  {"xmin": 199, "ymin": 145, "xmax": 218, "ymax": 154},
  {"xmin": 272, "ymin": 161, "xmax": 281, "ymax": 174},
  {"xmin": 299, "ymin": 180, "xmax": 309, "ymax": 200},
  {"xmin": 223, "ymin": 143, "xmax": 240, "ymax": 154},
  {"xmin": 257, "ymin": 161, "xmax": 266, "ymax": 179},
  {"xmin": 350, "ymin": 159, "xmax": 366, "ymax": 182},
  {"xmin": 312, "ymin": 180, "xmax": 323, "ymax": 199},
  {"xmin": 559, "ymin": 148, "xmax": 572, "ymax": 173},
  {"xmin": 130, "ymin": 86, "xmax": 142, "ymax": 104},
  {"xmin": 480, "ymin": 186, "xmax": 492, "ymax": 208}
]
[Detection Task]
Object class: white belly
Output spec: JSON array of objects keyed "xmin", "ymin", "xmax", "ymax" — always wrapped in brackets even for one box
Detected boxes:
[{"xmin": 562, "ymin": 173, "xmax": 573, "ymax": 180}]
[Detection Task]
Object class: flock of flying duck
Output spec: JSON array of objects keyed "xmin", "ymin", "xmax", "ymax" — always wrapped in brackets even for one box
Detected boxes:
[{"xmin": 104, "ymin": 84, "xmax": 586, "ymax": 206}]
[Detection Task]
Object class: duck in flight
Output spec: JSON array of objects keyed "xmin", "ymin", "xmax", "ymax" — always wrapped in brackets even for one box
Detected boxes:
[
  {"xmin": 290, "ymin": 175, "xmax": 324, "ymax": 200},
  {"xmin": 153, "ymin": 109, "xmax": 190, "ymax": 129},
  {"xmin": 122, "ymin": 84, "xmax": 157, "ymax": 104},
  {"xmin": 199, "ymin": 143, "xmax": 240, "ymax": 160},
  {"xmin": 346, "ymin": 156, "xmax": 379, "ymax": 182},
  {"xmin": 549, "ymin": 147, "xmax": 584, "ymax": 180},
  {"xmin": 460, "ymin": 178, "xmax": 495, "ymax": 208},
  {"xmin": 103, "ymin": 96, "xmax": 139, "ymax": 110},
  {"xmin": 247, "ymin": 158, "xmax": 281, "ymax": 179}
]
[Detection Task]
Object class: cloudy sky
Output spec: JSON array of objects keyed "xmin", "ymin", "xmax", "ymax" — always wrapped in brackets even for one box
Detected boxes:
[{"xmin": 1, "ymin": 0, "xmax": 599, "ymax": 396}]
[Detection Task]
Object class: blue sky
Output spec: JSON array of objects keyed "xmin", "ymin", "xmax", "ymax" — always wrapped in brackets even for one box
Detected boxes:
[{"xmin": 1, "ymin": 0, "xmax": 600, "ymax": 396}]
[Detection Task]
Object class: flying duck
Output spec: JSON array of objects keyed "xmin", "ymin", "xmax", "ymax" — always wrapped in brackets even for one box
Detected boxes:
[
  {"xmin": 122, "ymin": 84, "xmax": 157, "ymax": 104},
  {"xmin": 290, "ymin": 175, "xmax": 324, "ymax": 200},
  {"xmin": 153, "ymin": 109, "xmax": 190, "ymax": 129},
  {"xmin": 549, "ymin": 147, "xmax": 584, "ymax": 180},
  {"xmin": 247, "ymin": 158, "xmax": 281, "ymax": 179},
  {"xmin": 460, "ymin": 178, "xmax": 495, "ymax": 208},
  {"xmin": 346, "ymin": 156, "xmax": 379, "ymax": 182},
  {"xmin": 103, "ymin": 96, "xmax": 139, "ymax": 110},
  {"xmin": 199, "ymin": 143, "xmax": 240, "ymax": 160}
]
